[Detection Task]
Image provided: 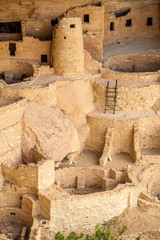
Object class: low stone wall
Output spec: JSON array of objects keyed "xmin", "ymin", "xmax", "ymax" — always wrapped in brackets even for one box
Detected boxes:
[
  {"xmin": 55, "ymin": 167, "xmax": 105, "ymax": 188},
  {"xmin": 93, "ymin": 81, "xmax": 160, "ymax": 112},
  {"xmin": 0, "ymin": 84, "xmax": 57, "ymax": 107},
  {"xmin": 87, "ymin": 112, "xmax": 160, "ymax": 155},
  {"xmin": 2, "ymin": 159, "xmax": 54, "ymax": 193},
  {"xmin": 39, "ymin": 183, "xmax": 145, "ymax": 231}
]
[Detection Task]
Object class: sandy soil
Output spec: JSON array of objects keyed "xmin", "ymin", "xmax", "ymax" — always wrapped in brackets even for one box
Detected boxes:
[
  {"xmin": 103, "ymin": 36, "xmax": 160, "ymax": 59},
  {"xmin": 118, "ymin": 206, "xmax": 160, "ymax": 234}
]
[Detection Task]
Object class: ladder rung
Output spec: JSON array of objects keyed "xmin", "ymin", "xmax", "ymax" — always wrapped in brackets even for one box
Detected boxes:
[
  {"xmin": 107, "ymin": 92, "xmax": 118, "ymax": 94},
  {"xmin": 106, "ymin": 104, "xmax": 115, "ymax": 106}
]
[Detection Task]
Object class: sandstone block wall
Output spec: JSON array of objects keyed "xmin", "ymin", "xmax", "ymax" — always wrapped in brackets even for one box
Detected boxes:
[
  {"xmin": 87, "ymin": 113, "xmax": 160, "ymax": 154},
  {"xmin": 104, "ymin": 4, "xmax": 160, "ymax": 44},
  {"xmin": 67, "ymin": 5, "xmax": 104, "ymax": 61},
  {"xmin": 52, "ymin": 17, "xmax": 84, "ymax": 78},
  {"xmin": 39, "ymin": 184, "xmax": 143, "ymax": 231},
  {"xmin": 0, "ymin": 99, "xmax": 26, "ymax": 187},
  {"xmin": 0, "ymin": 37, "xmax": 51, "ymax": 64},
  {"xmin": 0, "ymin": 83, "xmax": 57, "ymax": 107},
  {"xmin": 93, "ymin": 82, "xmax": 160, "ymax": 112},
  {"xmin": 55, "ymin": 167, "xmax": 105, "ymax": 188},
  {"xmin": 2, "ymin": 159, "xmax": 54, "ymax": 193}
]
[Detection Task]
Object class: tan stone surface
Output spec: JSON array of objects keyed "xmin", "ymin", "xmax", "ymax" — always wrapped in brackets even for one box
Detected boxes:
[
  {"xmin": 22, "ymin": 102, "xmax": 80, "ymax": 164},
  {"xmin": 56, "ymin": 80, "xmax": 94, "ymax": 146}
]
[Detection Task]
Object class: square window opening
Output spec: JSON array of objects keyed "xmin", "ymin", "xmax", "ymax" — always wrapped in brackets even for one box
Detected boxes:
[
  {"xmin": 147, "ymin": 17, "xmax": 152, "ymax": 26},
  {"xmin": 126, "ymin": 19, "xmax": 132, "ymax": 27},
  {"xmin": 110, "ymin": 22, "xmax": 115, "ymax": 31},
  {"xmin": 70, "ymin": 24, "xmax": 75, "ymax": 28},
  {"xmin": 51, "ymin": 19, "xmax": 58, "ymax": 26},
  {"xmin": 10, "ymin": 212, "xmax": 16, "ymax": 215},
  {"xmin": 84, "ymin": 14, "xmax": 89, "ymax": 23},
  {"xmin": 9, "ymin": 43, "xmax": 16, "ymax": 56},
  {"xmin": 41, "ymin": 55, "xmax": 48, "ymax": 63}
]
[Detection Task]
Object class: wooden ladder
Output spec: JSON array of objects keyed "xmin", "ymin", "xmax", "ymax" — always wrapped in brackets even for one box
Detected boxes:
[{"xmin": 105, "ymin": 80, "xmax": 118, "ymax": 114}]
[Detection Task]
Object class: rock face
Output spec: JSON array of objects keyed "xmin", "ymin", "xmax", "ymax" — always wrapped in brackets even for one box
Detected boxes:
[{"xmin": 22, "ymin": 102, "xmax": 81, "ymax": 166}]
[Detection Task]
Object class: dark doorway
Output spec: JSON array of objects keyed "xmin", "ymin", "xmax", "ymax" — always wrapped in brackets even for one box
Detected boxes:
[
  {"xmin": 41, "ymin": 55, "xmax": 48, "ymax": 63},
  {"xmin": 147, "ymin": 17, "xmax": 152, "ymax": 26},
  {"xmin": 110, "ymin": 22, "xmax": 115, "ymax": 31},
  {"xmin": 51, "ymin": 19, "xmax": 58, "ymax": 26},
  {"xmin": 9, "ymin": 43, "xmax": 16, "ymax": 56},
  {"xmin": 126, "ymin": 19, "xmax": 132, "ymax": 27},
  {"xmin": 84, "ymin": 14, "xmax": 89, "ymax": 23}
]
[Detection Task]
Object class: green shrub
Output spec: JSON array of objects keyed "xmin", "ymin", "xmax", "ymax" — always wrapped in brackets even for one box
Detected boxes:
[{"xmin": 53, "ymin": 219, "xmax": 141, "ymax": 240}]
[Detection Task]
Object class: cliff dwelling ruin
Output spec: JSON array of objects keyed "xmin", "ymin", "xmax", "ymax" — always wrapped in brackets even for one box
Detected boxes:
[{"xmin": 0, "ymin": 0, "xmax": 160, "ymax": 239}]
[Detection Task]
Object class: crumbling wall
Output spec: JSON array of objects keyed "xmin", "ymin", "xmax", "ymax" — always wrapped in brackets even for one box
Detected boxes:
[
  {"xmin": 2, "ymin": 159, "xmax": 54, "ymax": 193},
  {"xmin": 55, "ymin": 167, "xmax": 105, "ymax": 188},
  {"xmin": 0, "ymin": 83, "xmax": 57, "ymax": 107},
  {"xmin": 87, "ymin": 113, "xmax": 160, "ymax": 154},
  {"xmin": 0, "ymin": 99, "xmax": 26, "ymax": 188}
]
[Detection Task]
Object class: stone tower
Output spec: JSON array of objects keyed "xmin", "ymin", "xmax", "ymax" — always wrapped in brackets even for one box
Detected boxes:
[{"xmin": 52, "ymin": 17, "xmax": 84, "ymax": 78}]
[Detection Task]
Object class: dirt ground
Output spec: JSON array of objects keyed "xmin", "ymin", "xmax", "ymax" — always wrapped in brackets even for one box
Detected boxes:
[{"xmin": 103, "ymin": 36, "xmax": 160, "ymax": 59}]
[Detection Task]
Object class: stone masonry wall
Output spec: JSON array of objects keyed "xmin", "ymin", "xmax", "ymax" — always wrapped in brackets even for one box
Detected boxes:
[
  {"xmin": 0, "ymin": 37, "xmax": 51, "ymax": 64},
  {"xmin": 87, "ymin": 113, "xmax": 160, "ymax": 153},
  {"xmin": 2, "ymin": 159, "xmax": 54, "ymax": 193},
  {"xmin": 52, "ymin": 17, "xmax": 84, "ymax": 78},
  {"xmin": 39, "ymin": 184, "xmax": 144, "ymax": 231},
  {"xmin": 93, "ymin": 82, "xmax": 160, "ymax": 112},
  {"xmin": 67, "ymin": 5, "xmax": 104, "ymax": 61},
  {"xmin": 104, "ymin": 4, "xmax": 160, "ymax": 44}
]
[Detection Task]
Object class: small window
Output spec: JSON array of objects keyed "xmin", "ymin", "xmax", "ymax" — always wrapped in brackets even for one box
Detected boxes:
[
  {"xmin": 42, "ymin": 221, "xmax": 46, "ymax": 224},
  {"xmin": 64, "ymin": 36, "xmax": 66, "ymax": 39},
  {"xmin": 147, "ymin": 17, "xmax": 152, "ymax": 26},
  {"xmin": 10, "ymin": 212, "xmax": 16, "ymax": 215},
  {"xmin": 9, "ymin": 43, "xmax": 16, "ymax": 56},
  {"xmin": 70, "ymin": 24, "xmax": 75, "ymax": 28},
  {"xmin": 51, "ymin": 19, "xmax": 58, "ymax": 26},
  {"xmin": 84, "ymin": 14, "xmax": 89, "ymax": 23},
  {"xmin": 41, "ymin": 55, "xmax": 47, "ymax": 63},
  {"xmin": 110, "ymin": 22, "xmax": 115, "ymax": 31},
  {"xmin": 126, "ymin": 19, "xmax": 132, "ymax": 27}
]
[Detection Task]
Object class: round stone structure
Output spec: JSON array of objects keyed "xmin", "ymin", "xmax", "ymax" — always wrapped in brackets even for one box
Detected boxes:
[
  {"xmin": 102, "ymin": 54, "xmax": 160, "ymax": 82},
  {"xmin": 0, "ymin": 59, "xmax": 34, "ymax": 84},
  {"xmin": 52, "ymin": 17, "xmax": 84, "ymax": 78},
  {"xmin": 108, "ymin": 55, "xmax": 160, "ymax": 73}
]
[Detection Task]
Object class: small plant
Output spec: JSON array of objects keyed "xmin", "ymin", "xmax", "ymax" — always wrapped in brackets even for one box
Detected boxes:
[{"xmin": 54, "ymin": 219, "xmax": 141, "ymax": 240}]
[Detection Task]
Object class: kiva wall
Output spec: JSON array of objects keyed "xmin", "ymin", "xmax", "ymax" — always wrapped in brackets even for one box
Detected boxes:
[{"xmin": 39, "ymin": 184, "xmax": 144, "ymax": 231}]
